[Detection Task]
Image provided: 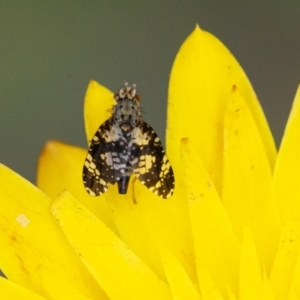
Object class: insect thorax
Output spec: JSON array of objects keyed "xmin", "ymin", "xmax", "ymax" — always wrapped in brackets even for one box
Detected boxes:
[{"xmin": 111, "ymin": 90, "xmax": 142, "ymax": 134}]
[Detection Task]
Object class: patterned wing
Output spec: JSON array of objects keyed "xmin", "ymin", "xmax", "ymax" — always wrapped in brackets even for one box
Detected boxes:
[
  {"xmin": 130, "ymin": 122, "xmax": 175, "ymax": 199},
  {"xmin": 83, "ymin": 120, "xmax": 129, "ymax": 196}
]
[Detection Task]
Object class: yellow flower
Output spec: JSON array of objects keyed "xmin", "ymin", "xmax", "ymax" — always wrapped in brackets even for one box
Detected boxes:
[{"xmin": 1, "ymin": 25, "xmax": 300, "ymax": 299}]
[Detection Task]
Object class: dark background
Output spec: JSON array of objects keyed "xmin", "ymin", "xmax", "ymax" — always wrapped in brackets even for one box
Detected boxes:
[{"xmin": 1, "ymin": 2, "xmax": 300, "ymax": 184}]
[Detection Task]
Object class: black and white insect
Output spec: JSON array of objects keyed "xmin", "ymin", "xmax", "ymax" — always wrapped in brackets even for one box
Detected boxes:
[{"xmin": 82, "ymin": 83, "xmax": 175, "ymax": 199}]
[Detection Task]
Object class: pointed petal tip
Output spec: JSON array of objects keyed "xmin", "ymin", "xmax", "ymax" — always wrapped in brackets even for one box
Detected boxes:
[
  {"xmin": 189, "ymin": 24, "xmax": 202, "ymax": 40},
  {"xmin": 41, "ymin": 140, "xmax": 62, "ymax": 151},
  {"xmin": 194, "ymin": 23, "xmax": 201, "ymax": 31},
  {"xmin": 87, "ymin": 79, "xmax": 99, "ymax": 88},
  {"xmin": 39, "ymin": 140, "xmax": 66, "ymax": 162}
]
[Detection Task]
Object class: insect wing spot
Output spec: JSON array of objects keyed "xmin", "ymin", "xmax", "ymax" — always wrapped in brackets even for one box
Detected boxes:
[
  {"xmin": 85, "ymin": 187, "xmax": 96, "ymax": 197},
  {"xmin": 131, "ymin": 122, "xmax": 175, "ymax": 199},
  {"xmin": 89, "ymin": 161, "xmax": 96, "ymax": 169},
  {"xmin": 93, "ymin": 135, "xmax": 99, "ymax": 142}
]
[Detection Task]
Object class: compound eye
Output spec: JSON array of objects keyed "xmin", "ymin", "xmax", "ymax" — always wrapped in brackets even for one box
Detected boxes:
[{"xmin": 134, "ymin": 93, "xmax": 141, "ymax": 103}]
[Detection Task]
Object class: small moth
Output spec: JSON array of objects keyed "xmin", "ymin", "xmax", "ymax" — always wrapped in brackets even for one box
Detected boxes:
[{"xmin": 83, "ymin": 83, "xmax": 174, "ymax": 199}]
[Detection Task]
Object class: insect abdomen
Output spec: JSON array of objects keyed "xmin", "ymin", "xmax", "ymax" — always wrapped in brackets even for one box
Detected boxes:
[{"xmin": 117, "ymin": 176, "xmax": 130, "ymax": 194}]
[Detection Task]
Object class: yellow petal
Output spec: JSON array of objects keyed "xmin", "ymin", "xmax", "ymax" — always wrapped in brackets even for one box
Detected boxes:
[
  {"xmin": 270, "ymin": 221, "xmax": 300, "ymax": 299},
  {"xmin": 104, "ymin": 177, "xmax": 196, "ymax": 284},
  {"xmin": 227, "ymin": 288, "xmax": 238, "ymax": 300},
  {"xmin": 37, "ymin": 268, "xmax": 96, "ymax": 300},
  {"xmin": 104, "ymin": 182, "xmax": 166, "ymax": 280},
  {"xmin": 51, "ymin": 191, "xmax": 172, "ymax": 300},
  {"xmin": 0, "ymin": 277, "xmax": 47, "ymax": 300},
  {"xmin": 261, "ymin": 269, "xmax": 276, "ymax": 300},
  {"xmin": 239, "ymin": 227, "xmax": 262, "ymax": 300},
  {"xmin": 37, "ymin": 140, "xmax": 117, "ymax": 233},
  {"xmin": 288, "ymin": 244, "xmax": 300, "ymax": 300},
  {"xmin": 181, "ymin": 138, "xmax": 240, "ymax": 297},
  {"xmin": 167, "ymin": 25, "xmax": 276, "ymax": 193},
  {"xmin": 273, "ymin": 85, "xmax": 300, "ymax": 223},
  {"xmin": 0, "ymin": 164, "xmax": 106, "ymax": 299},
  {"xmin": 160, "ymin": 246, "xmax": 201, "ymax": 300},
  {"xmin": 197, "ymin": 267, "xmax": 225, "ymax": 300},
  {"xmin": 222, "ymin": 87, "xmax": 280, "ymax": 269},
  {"xmin": 84, "ymin": 80, "xmax": 114, "ymax": 144}
]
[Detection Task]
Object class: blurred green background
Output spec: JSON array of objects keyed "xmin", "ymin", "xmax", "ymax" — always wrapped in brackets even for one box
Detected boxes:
[{"xmin": 1, "ymin": 2, "xmax": 300, "ymax": 184}]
